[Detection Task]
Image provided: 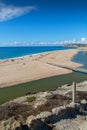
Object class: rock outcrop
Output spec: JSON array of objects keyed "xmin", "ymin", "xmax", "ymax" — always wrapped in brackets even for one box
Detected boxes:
[{"xmin": 0, "ymin": 81, "xmax": 87, "ymax": 130}]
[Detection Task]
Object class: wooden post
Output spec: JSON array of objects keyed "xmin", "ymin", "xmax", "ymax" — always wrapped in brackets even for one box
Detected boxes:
[{"xmin": 72, "ymin": 82, "xmax": 76, "ymax": 103}]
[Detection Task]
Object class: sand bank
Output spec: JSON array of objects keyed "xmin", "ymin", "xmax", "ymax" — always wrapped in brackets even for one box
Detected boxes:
[{"xmin": 0, "ymin": 49, "xmax": 82, "ymax": 88}]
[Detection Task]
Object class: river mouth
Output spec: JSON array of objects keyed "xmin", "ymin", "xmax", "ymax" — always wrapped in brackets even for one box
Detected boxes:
[{"xmin": 72, "ymin": 51, "xmax": 87, "ymax": 69}]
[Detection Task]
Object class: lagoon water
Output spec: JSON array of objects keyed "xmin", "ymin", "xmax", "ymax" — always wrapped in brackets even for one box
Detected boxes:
[
  {"xmin": 73, "ymin": 51, "xmax": 87, "ymax": 69},
  {"xmin": 0, "ymin": 46, "xmax": 69, "ymax": 60}
]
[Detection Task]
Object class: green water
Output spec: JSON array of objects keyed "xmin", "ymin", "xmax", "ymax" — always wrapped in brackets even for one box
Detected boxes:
[{"xmin": 0, "ymin": 72, "xmax": 87, "ymax": 105}]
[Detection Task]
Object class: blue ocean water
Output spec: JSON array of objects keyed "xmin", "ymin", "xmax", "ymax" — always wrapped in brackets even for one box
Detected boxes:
[{"xmin": 0, "ymin": 46, "xmax": 70, "ymax": 60}]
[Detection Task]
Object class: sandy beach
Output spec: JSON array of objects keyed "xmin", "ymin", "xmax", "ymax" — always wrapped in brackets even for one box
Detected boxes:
[{"xmin": 0, "ymin": 49, "xmax": 82, "ymax": 88}]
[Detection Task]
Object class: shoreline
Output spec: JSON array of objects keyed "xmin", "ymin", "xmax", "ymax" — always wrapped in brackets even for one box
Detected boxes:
[
  {"xmin": 0, "ymin": 47, "xmax": 70, "ymax": 61},
  {"xmin": 0, "ymin": 49, "xmax": 82, "ymax": 88}
]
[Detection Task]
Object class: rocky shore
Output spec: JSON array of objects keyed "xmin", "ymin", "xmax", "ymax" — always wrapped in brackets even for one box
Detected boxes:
[{"xmin": 0, "ymin": 81, "xmax": 87, "ymax": 130}]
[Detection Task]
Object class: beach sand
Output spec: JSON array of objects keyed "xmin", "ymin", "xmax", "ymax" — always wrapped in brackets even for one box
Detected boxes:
[{"xmin": 0, "ymin": 49, "xmax": 82, "ymax": 88}]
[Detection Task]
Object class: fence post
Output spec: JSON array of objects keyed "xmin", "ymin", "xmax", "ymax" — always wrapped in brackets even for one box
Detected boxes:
[{"xmin": 72, "ymin": 82, "xmax": 76, "ymax": 103}]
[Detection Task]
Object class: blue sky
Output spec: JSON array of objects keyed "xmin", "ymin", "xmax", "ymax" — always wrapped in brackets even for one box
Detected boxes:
[{"xmin": 0, "ymin": 0, "xmax": 87, "ymax": 46}]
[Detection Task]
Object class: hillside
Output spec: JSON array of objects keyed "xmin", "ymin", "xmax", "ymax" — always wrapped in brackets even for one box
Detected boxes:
[{"xmin": 0, "ymin": 81, "xmax": 87, "ymax": 130}]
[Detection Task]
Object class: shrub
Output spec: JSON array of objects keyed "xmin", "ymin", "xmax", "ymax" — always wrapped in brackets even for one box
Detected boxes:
[{"xmin": 26, "ymin": 96, "xmax": 36, "ymax": 103}]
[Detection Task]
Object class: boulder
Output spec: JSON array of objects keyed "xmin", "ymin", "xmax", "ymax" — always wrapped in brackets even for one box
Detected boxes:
[
  {"xmin": 52, "ymin": 106, "xmax": 66, "ymax": 115},
  {"xmin": 81, "ymin": 99, "xmax": 87, "ymax": 104},
  {"xmin": 36, "ymin": 111, "xmax": 52, "ymax": 121},
  {"xmin": 26, "ymin": 115, "xmax": 36, "ymax": 127},
  {"xmin": 15, "ymin": 123, "xmax": 30, "ymax": 130},
  {"xmin": 30, "ymin": 119, "xmax": 52, "ymax": 130}
]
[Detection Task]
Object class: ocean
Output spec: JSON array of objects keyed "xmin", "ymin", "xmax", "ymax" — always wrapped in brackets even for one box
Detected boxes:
[{"xmin": 0, "ymin": 46, "xmax": 69, "ymax": 60}]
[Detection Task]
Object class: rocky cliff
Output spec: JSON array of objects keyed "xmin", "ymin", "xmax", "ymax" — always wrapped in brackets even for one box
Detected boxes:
[{"xmin": 0, "ymin": 81, "xmax": 87, "ymax": 130}]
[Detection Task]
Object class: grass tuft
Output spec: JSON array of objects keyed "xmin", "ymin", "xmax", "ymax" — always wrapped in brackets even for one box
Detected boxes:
[{"xmin": 26, "ymin": 96, "xmax": 36, "ymax": 103}]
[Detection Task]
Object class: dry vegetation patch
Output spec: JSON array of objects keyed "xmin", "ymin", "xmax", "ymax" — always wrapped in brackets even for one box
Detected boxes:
[
  {"xmin": 66, "ymin": 91, "xmax": 87, "ymax": 102},
  {"xmin": 0, "ymin": 94, "xmax": 71, "ymax": 122},
  {"xmin": 26, "ymin": 96, "xmax": 36, "ymax": 103}
]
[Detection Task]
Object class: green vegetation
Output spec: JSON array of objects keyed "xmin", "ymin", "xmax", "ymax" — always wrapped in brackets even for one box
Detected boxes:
[
  {"xmin": 26, "ymin": 96, "xmax": 36, "ymax": 103},
  {"xmin": 0, "ymin": 72, "xmax": 87, "ymax": 105}
]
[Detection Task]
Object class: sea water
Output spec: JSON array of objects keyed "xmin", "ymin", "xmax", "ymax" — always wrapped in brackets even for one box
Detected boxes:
[{"xmin": 0, "ymin": 46, "xmax": 70, "ymax": 60}]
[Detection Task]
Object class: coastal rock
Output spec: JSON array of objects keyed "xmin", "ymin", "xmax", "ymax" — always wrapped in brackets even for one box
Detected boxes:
[
  {"xmin": 30, "ymin": 119, "xmax": 52, "ymax": 130},
  {"xmin": 26, "ymin": 112, "xmax": 52, "ymax": 126},
  {"xmin": 34, "ymin": 99, "xmax": 46, "ymax": 108},
  {"xmin": 0, "ymin": 117, "xmax": 20, "ymax": 130},
  {"xmin": 26, "ymin": 115, "xmax": 52, "ymax": 130},
  {"xmin": 54, "ymin": 114, "xmax": 87, "ymax": 130},
  {"xmin": 26, "ymin": 115, "xmax": 36, "ymax": 127},
  {"xmin": 33, "ymin": 92, "xmax": 51, "ymax": 108},
  {"xmin": 36, "ymin": 111, "xmax": 52, "ymax": 121},
  {"xmin": 52, "ymin": 106, "xmax": 66, "ymax": 115},
  {"xmin": 36, "ymin": 92, "xmax": 51, "ymax": 98},
  {"xmin": 68, "ymin": 102, "xmax": 80, "ymax": 108},
  {"xmin": 77, "ymin": 81, "xmax": 87, "ymax": 87},
  {"xmin": 15, "ymin": 124, "xmax": 30, "ymax": 130},
  {"xmin": 81, "ymin": 99, "xmax": 87, "ymax": 104}
]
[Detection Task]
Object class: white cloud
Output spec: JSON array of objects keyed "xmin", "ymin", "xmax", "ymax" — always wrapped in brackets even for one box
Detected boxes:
[
  {"xmin": 59, "ymin": 38, "xmax": 87, "ymax": 44},
  {"xmin": 81, "ymin": 37, "xmax": 87, "ymax": 43},
  {"xmin": 0, "ymin": 3, "xmax": 36, "ymax": 22},
  {"xmin": 1, "ymin": 38, "xmax": 87, "ymax": 46}
]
